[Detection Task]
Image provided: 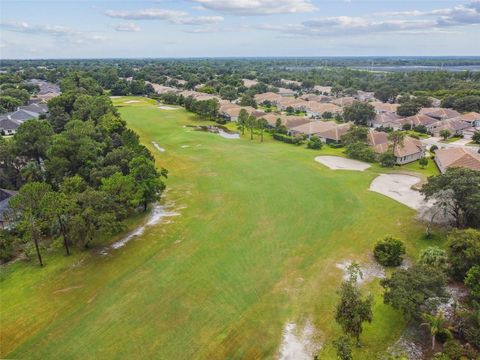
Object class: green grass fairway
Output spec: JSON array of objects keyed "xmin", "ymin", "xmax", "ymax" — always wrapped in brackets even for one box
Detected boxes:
[{"xmin": 1, "ymin": 96, "xmax": 442, "ymax": 359}]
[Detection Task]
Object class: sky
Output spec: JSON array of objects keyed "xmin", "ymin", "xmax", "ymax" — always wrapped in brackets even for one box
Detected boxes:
[{"xmin": 1, "ymin": 0, "xmax": 480, "ymax": 59}]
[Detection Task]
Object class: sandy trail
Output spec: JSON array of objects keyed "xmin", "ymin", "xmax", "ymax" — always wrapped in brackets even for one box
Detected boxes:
[
  {"xmin": 124, "ymin": 100, "xmax": 140, "ymax": 104},
  {"xmin": 369, "ymin": 174, "xmax": 430, "ymax": 210},
  {"xmin": 158, "ymin": 105, "xmax": 178, "ymax": 110},
  {"xmin": 314, "ymin": 156, "xmax": 371, "ymax": 171}
]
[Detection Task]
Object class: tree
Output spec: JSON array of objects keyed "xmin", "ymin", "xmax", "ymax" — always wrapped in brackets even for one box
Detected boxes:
[
  {"xmin": 333, "ymin": 336, "xmax": 353, "ymax": 360},
  {"xmin": 344, "ymin": 142, "xmax": 376, "ymax": 162},
  {"xmin": 465, "ymin": 265, "xmax": 480, "ymax": 300},
  {"xmin": 237, "ymin": 109, "xmax": 248, "ymax": 135},
  {"xmin": 375, "ymin": 85, "xmax": 397, "ymax": 103},
  {"xmin": 419, "ymin": 156, "xmax": 428, "ymax": 169},
  {"xmin": 43, "ymin": 191, "xmax": 75, "ymax": 256},
  {"xmin": 343, "ymin": 101, "xmax": 375, "ymax": 126},
  {"xmin": 387, "ymin": 130, "xmax": 405, "ymax": 153},
  {"xmin": 418, "ymin": 246, "xmax": 448, "ymax": 271},
  {"xmin": 397, "ymin": 101, "xmax": 421, "ymax": 117},
  {"xmin": 8, "ymin": 182, "xmax": 53, "ymax": 266},
  {"xmin": 335, "ymin": 263, "xmax": 374, "ymax": 345},
  {"xmin": 421, "ymin": 168, "xmax": 480, "ymax": 228},
  {"xmin": 421, "ymin": 311, "xmax": 448, "ymax": 350},
  {"xmin": 0, "ymin": 95, "xmax": 22, "ymax": 112},
  {"xmin": 14, "ymin": 120, "xmax": 53, "ymax": 164},
  {"xmin": 246, "ymin": 115, "xmax": 256, "ymax": 140},
  {"xmin": 381, "ymin": 265, "xmax": 447, "ymax": 320},
  {"xmin": 219, "ymin": 85, "xmax": 238, "ymax": 101},
  {"xmin": 379, "ymin": 151, "xmax": 396, "ymax": 167},
  {"xmin": 307, "ymin": 136, "xmax": 323, "ymax": 150},
  {"xmin": 129, "ymin": 156, "xmax": 167, "ymax": 211},
  {"xmin": 446, "ymin": 228, "xmax": 480, "ymax": 281},
  {"xmin": 373, "ymin": 236, "xmax": 406, "ymax": 267},
  {"xmin": 472, "ymin": 131, "xmax": 480, "ymax": 145},
  {"xmin": 341, "ymin": 125, "xmax": 369, "ymax": 146},
  {"xmin": 440, "ymin": 129, "xmax": 452, "ymax": 140},
  {"xmin": 239, "ymin": 94, "xmax": 257, "ymax": 108},
  {"xmin": 100, "ymin": 172, "xmax": 139, "ymax": 220},
  {"xmin": 257, "ymin": 118, "xmax": 268, "ymax": 143}
]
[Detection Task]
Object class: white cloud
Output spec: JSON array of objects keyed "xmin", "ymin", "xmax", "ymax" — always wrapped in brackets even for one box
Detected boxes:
[
  {"xmin": 0, "ymin": 21, "xmax": 107, "ymax": 44},
  {"xmin": 188, "ymin": 0, "xmax": 316, "ymax": 15},
  {"xmin": 111, "ymin": 22, "xmax": 141, "ymax": 32},
  {"xmin": 259, "ymin": 1, "xmax": 480, "ymax": 37},
  {"xmin": 105, "ymin": 8, "xmax": 223, "ymax": 25},
  {"xmin": 105, "ymin": 8, "xmax": 186, "ymax": 21}
]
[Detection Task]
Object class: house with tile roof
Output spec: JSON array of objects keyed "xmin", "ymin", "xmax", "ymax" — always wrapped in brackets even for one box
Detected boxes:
[
  {"xmin": 371, "ymin": 135, "xmax": 426, "ymax": 165},
  {"xmin": 435, "ymin": 148, "xmax": 480, "ymax": 173}
]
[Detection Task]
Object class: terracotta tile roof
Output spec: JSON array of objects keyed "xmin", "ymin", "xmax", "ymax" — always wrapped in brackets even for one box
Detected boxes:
[
  {"xmin": 305, "ymin": 102, "xmax": 342, "ymax": 114},
  {"xmin": 368, "ymin": 130, "xmax": 389, "ymax": 147},
  {"xmin": 242, "ymin": 79, "xmax": 258, "ymax": 88},
  {"xmin": 316, "ymin": 123, "xmax": 352, "ymax": 141},
  {"xmin": 332, "ymin": 97, "xmax": 356, "ymax": 107},
  {"xmin": 371, "ymin": 135, "xmax": 425, "ymax": 157},
  {"xmin": 373, "ymin": 113, "xmax": 401, "ymax": 125},
  {"xmin": 370, "ymin": 102, "xmax": 400, "ymax": 113},
  {"xmin": 460, "ymin": 112, "xmax": 480, "ymax": 123},
  {"xmin": 396, "ymin": 114, "xmax": 439, "ymax": 127},
  {"xmin": 254, "ymin": 92, "xmax": 283, "ymax": 103},
  {"xmin": 262, "ymin": 114, "xmax": 310, "ymax": 128},
  {"xmin": 290, "ymin": 120, "xmax": 337, "ymax": 136},
  {"xmin": 435, "ymin": 148, "xmax": 480, "ymax": 171},
  {"xmin": 419, "ymin": 107, "xmax": 461, "ymax": 119}
]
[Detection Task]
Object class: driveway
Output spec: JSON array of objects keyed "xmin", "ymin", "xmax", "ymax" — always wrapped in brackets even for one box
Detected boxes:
[{"xmin": 421, "ymin": 136, "xmax": 478, "ymax": 149}]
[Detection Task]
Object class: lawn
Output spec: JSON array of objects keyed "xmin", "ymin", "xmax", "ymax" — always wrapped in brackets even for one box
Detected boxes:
[{"xmin": 1, "ymin": 96, "xmax": 443, "ymax": 359}]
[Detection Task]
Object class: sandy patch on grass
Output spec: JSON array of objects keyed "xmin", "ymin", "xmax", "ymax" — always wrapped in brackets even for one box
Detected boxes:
[
  {"xmin": 100, "ymin": 203, "xmax": 180, "ymax": 255},
  {"xmin": 314, "ymin": 156, "xmax": 371, "ymax": 171},
  {"xmin": 336, "ymin": 258, "xmax": 385, "ymax": 284},
  {"xmin": 158, "ymin": 105, "xmax": 178, "ymax": 110},
  {"xmin": 53, "ymin": 285, "xmax": 84, "ymax": 294},
  {"xmin": 152, "ymin": 141, "xmax": 165, "ymax": 152},
  {"xmin": 124, "ymin": 100, "xmax": 140, "ymax": 104},
  {"xmin": 181, "ymin": 145, "xmax": 190, "ymax": 148},
  {"xmin": 278, "ymin": 321, "xmax": 322, "ymax": 360},
  {"xmin": 369, "ymin": 174, "xmax": 430, "ymax": 211}
]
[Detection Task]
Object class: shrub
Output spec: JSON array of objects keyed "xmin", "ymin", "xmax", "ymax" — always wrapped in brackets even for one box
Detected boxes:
[
  {"xmin": 0, "ymin": 230, "xmax": 17, "ymax": 263},
  {"xmin": 465, "ymin": 265, "xmax": 480, "ymax": 300},
  {"xmin": 430, "ymin": 145, "xmax": 438, "ymax": 153},
  {"xmin": 379, "ymin": 151, "xmax": 396, "ymax": 167},
  {"xmin": 374, "ymin": 236, "xmax": 406, "ymax": 267},
  {"xmin": 272, "ymin": 133, "xmax": 304, "ymax": 145},
  {"xmin": 307, "ymin": 136, "xmax": 323, "ymax": 150},
  {"xmin": 442, "ymin": 339, "xmax": 463, "ymax": 360},
  {"xmin": 436, "ymin": 328, "xmax": 452, "ymax": 344},
  {"xmin": 345, "ymin": 142, "xmax": 376, "ymax": 162},
  {"xmin": 419, "ymin": 157, "xmax": 428, "ymax": 169},
  {"xmin": 419, "ymin": 246, "xmax": 448, "ymax": 271}
]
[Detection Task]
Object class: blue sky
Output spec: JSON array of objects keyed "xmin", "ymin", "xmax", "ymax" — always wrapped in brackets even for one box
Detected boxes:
[{"xmin": 1, "ymin": 0, "xmax": 480, "ymax": 58}]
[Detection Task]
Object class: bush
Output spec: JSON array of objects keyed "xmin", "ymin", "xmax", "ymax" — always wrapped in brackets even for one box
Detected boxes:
[
  {"xmin": 430, "ymin": 145, "xmax": 438, "ymax": 153},
  {"xmin": 0, "ymin": 230, "xmax": 17, "ymax": 263},
  {"xmin": 442, "ymin": 339, "xmax": 463, "ymax": 360},
  {"xmin": 307, "ymin": 136, "xmax": 323, "ymax": 150},
  {"xmin": 379, "ymin": 151, "xmax": 396, "ymax": 167},
  {"xmin": 272, "ymin": 133, "xmax": 304, "ymax": 145},
  {"xmin": 344, "ymin": 142, "xmax": 376, "ymax": 162},
  {"xmin": 374, "ymin": 236, "xmax": 406, "ymax": 267},
  {"xmin": 465, "ymin": 265, "xmax": 480, "ymax": 300},
  {"xmin": 436, "ymin": 328, "xmax": 452, "ymax": 344}
]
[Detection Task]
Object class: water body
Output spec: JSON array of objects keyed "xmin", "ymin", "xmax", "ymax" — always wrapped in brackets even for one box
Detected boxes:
[{"xmin": 352, "ymin": 65, "xmax": 480, "ymax": 72}]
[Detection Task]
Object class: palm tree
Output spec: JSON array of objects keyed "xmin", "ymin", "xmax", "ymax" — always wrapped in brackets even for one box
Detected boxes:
[
  {"xmin": 421, "ymin": 310, "xmax": 448, "ymax": 350},
  {"xmin": 387, "ymin": 130, "xmax": 406, "ymax": 155}
]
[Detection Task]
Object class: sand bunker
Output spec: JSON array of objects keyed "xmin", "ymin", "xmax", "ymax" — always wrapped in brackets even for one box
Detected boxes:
[
  {"xmin": 158, "ymin": 105, "xmax": 178, "ymax": 110},
  {"xmin": 152, "ymin": 141, "xmax": 165, "ymax": 152},
  {"xmin": 218, "ymin": 129, "xmax": 240, "ymax": 139},
  {"xmin": 124, "ymin": 100, "xmax": 140, "ymax": 104},
  {"xmin": 314, "ymin": 156, "xmax": 371, "ymax": 171},
  {"xmin": 369, "ymin": 174, "xmax": 430, "ymax": 210},
  {"xmin": 278, "ymin": 321, "xmax": 322, "ymax": 360},
  {"xmin": 101, "ymin": 204, "xmax": 180, "ymax": 255}
]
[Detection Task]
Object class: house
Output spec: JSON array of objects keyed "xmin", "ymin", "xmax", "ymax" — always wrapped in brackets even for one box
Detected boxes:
[
  {"xmin": 277, "ymin": 88, "xmax": 296, "ymax": 97},
  {"xmin": 356, "ymin": 91, "xmax": 375, "ymax": 102},
  {"xmin": 434, "ymin": 148, "xmax": 480, "ymax": 173},
  {"xmin": 463, "ymin": 127, "xmax": 479, "ymax": 140},
  {"xmin": 332, "ymin": 97, "xmax": 356, "ymax": 107},
  {"xmin": 459, "ymin": 112, "xmax": 480, "ymax": 128},
  {"xmin": 369, "ymin": 113, "xmax": 402, "ymax": 129},
  {"xmin": 395, "ymin": 114, "xmax": 439, "ymax": 132},
  {"xmin": 0, "ymin": 189, "xmax": 17, "ymax": 229},
  {"xmin": 367, "ymin": 130, "xmax": 389, "ymax": 150},
  {"xmin": 242, "ymin": 79, "xmax": 258, "ymax": 88},
  {"xmin": 372, "ymin": 136, "xmax": 426, "ymax": 165},
  {"xmin": 290, "ymin": 120, "xmax": 337, "ymax": 137},
  {"xmin": 0, "ymin": 118, "xmax": 21, "ymax": 135},
  {"xmin": 419, "ymin": 108, "xmax": 460, "ymax": 120},
  {"xmin": 262, "ymin": 114, "xmax": 310, "ymax": 129},
  {"xmin": 305, "ymin": 102, "xmax": 342, "ymax": 118},
  {"xmin": 148, "ymin": 82, "xmax": 178, "ymax": 94},
  {"xmin": 316, "ymin": 123, "xmax": 352, "ymax": 144},
  {"xmin": 370, "ymin": 102, "xmax": 399, "ymax": 115},
  {"xmin": 254, "ymin": 92, "xmax": 283, "ymax": 105},
  {"xmin": 281, "ymin": 79, "xmax": 302, "ymax": 87},
  {"xmin": 219, "ymin": 104, "xmax": 258, "ymax": 121},
  {"xmin": 277, "ymin": 97, "xmax": 308, "ymax": 111},
  {"xmin": 300, "ymin": 94, "xmax": 333, "ymax": 103},
  {"xmin": 313, "ymin": 85, "xmax": 332, "ymax": 95},
  {"xmin": 430, "ymin": 118, "xmax": 471, "ymax": 137}
]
